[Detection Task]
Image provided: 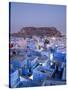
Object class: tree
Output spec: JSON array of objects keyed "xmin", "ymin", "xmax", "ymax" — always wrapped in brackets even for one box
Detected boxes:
[{"xmin": 44, "ymin": 39, "xmax": 50, "ymax": 44}]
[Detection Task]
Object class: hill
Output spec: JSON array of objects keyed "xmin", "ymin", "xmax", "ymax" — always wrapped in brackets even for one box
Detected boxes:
[{"xmin": 12, "ymin": 27, "xmax": 62, "ymax": 37}]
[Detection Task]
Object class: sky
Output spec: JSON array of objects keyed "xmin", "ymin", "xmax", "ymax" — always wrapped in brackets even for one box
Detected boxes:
[{"xmin": 10, "ymin": 2, "xmax": 66, "ymax": 35}]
